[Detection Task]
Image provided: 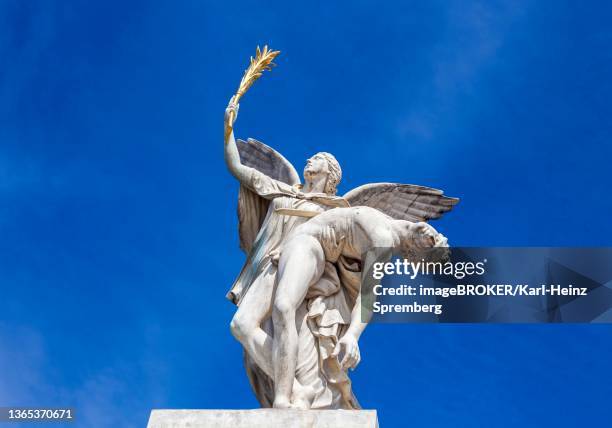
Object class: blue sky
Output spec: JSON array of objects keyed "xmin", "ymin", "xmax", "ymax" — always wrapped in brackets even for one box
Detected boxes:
[{"xmin": 1, "ymin": 1, "xmax": 611, "ymax": 427}]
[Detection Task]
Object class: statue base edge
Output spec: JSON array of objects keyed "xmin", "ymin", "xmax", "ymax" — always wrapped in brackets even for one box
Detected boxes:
[{"xmin": 147, "ymin": 409, "xmax": 379, "ymax": 428}]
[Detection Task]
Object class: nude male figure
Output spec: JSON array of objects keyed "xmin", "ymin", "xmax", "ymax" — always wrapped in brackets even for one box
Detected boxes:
[{"xmin": 271, "ymin": 206, "xmax": 447, "ymax": 408}]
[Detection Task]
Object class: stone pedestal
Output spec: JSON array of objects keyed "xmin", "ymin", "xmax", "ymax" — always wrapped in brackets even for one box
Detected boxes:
[{"xmin": 147, "ymin": 409, "xmax": 379, "ymax": 428}]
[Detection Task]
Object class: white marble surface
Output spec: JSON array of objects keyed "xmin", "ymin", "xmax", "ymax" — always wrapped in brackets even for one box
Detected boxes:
[{"xmin": 147, "ymin": 409, "xmax": 379, "ymax": 428}]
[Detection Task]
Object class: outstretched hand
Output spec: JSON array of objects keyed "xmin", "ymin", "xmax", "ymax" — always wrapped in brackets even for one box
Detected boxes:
[{"xmin": 332, "ymin": 333, "xmax": 361, "ymax": 370}]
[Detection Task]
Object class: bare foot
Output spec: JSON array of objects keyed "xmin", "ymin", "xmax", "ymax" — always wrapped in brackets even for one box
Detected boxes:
[
  {"xmin": 291, "ymin": 382, "xmax": 316, "ymax": 410},
  {"xmin": 272, "ymin": 396, "xmax": 292, "ymax": 409}
]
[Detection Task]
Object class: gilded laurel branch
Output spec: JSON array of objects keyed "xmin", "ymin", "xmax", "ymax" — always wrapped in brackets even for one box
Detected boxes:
[
  {"xmin": 234, "ymin": 45, "xmax": 280, "ymax": 102},
  {"xmin": 225, "ymin": 45, "xmax": 280, "ymax": 140}
]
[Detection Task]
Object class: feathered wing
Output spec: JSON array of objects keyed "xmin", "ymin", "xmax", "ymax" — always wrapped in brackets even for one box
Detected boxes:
[
  {"xmin": 236, "ymin": 138, "xmax": 300, "ymax": 253},
  {"xmin": 236, "ymin": 138, "xmax": 300, "ymax": 185},
  {"xmin": 343, "ymin": 182, "xmax": 459, "ymax": 222}
]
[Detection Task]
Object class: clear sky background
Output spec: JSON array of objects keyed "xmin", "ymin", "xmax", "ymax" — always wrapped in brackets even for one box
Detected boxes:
[{"xmin": 1, "ymin": 1, "xmax": 611, "ymax": 427}]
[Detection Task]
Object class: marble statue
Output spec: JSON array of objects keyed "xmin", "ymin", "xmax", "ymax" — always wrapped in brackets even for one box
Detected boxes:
[
  {"xmin": 271, "ymin": 208, "xmax": 448, "ymax": 409},
  {"xmin": 223, "ymin": 46, "xmax": 459, "ymax": 410}
]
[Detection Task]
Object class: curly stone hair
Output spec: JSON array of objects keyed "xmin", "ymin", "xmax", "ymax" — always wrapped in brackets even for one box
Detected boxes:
[{"xmin": 316, "ymin": 152, "xmax": 342, "ymax": 195}]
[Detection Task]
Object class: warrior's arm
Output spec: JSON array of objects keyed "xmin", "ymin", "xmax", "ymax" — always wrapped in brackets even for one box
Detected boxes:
[
  {"xmin": 346, "ymin": 221, "xmax": 396, "ymax": 338},
  {"xmin": 332, "ymin": 249, "xmax": 379, "ymax": 370},
  {"xmin": 333, "ymin": 226, "xmax": 394, "ymax": 369},
  {"xmin": 224, "ymin": 102, "xmax": 254, "ymax": 185},
  {"xmin": 345, "ymin": 293, "xmax": 370, "ymax": 340}
]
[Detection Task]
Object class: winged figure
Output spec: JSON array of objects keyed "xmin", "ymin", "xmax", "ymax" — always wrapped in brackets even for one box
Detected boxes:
[
  {"xmin": 235, "ymin": 137, "xmax": 458, "ymax": 248},
  {"xmin": 223, "ymin": 99, "xmax": 458, "ymax": 410}
]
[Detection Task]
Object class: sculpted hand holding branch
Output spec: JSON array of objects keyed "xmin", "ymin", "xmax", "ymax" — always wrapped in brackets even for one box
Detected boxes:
[{"xmin": 224, "ymin": 46, "xmax": 458, "ymax": 410}]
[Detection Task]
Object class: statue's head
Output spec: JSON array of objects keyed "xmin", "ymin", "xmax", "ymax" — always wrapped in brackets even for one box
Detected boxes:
[
  {"xmin": 397, "ymin": 221, "xmax": 449, "ymax": 261},
  {"xmin": 303, "ymin": 152, "xmax": 342, "ymax": 195}
]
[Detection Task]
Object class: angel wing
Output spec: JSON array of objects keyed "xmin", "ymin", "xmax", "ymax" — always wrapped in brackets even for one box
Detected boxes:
[
  {"xmin": 236, "ymin": 138, "xmax": 300, "ymax": 253},
  {"xmin": 343, "ymin": 183, "xmax": 459, "ymax": 222},
  {"xmin": 236, "ymin": 138, "xmax": 300, "ymax": 186}
]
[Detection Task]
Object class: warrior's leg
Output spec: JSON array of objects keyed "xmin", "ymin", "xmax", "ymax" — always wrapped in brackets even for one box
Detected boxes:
[
  {"xmin": 230, "ymin": 264, "xmax": 275, "ymax": 376},
  {"xmin": 230, "ymin": 261, "xmax": 318, "ymax": 405},
  {"xmin": 272, "ymin": 235, "xmax": 325, "ymax": 409}
]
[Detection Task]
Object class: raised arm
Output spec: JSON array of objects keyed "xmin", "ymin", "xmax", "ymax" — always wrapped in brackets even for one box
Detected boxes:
[{"xmin": 224, "ymin": 99, "xmax": 253, "ymax": 184}]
